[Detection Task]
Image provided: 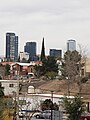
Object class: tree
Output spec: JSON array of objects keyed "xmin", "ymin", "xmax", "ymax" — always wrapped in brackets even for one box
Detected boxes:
[
  {"xmin": 41, "ymin": 37, "xmax": 45, "ymax": 61},
  {"xmin": 5, "ymin": 64, "xmax": 10, "ymax": 76},
  {"xmin": 45, "ymin": 71, "xmax": 58, "ymax": 80},
  {"xmin": 17, "ymin": 55, "xmax": 20, "ymax": 62},
  {"xmin": 34, "ymin": 56, "xmax": 58, "ymax": 78},
  {"xmin": 0, "ymin": 82, "xmax": 4, "ymax": 97},
  {"xmin": 63, "ymin": 95, "xmax": 85, "ymax": 120},
  {"xmin": 41, "ymin": 99, "xmax": 59, "ymax": 111},
  {"xmin": 62, "ymin": 50, "xmax": 81, "ymax": 80},
  {"xmin": 61, "ymin": 50, "xmax": 84, "ymax": 95},
  {"xmin": 21, "ymin": 57, "xmax": 28, "ymax": 63},
  {"xmin": 0, "ymin": 64, "xmax": 5, "ymax": 79}
]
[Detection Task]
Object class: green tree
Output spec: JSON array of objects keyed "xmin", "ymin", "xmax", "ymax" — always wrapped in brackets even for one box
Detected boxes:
[
  {"xmin": 45, "ymin": 71, "xmax": 58, "ymax": 80},
  {"xmin": 21, "ymin": 57, "xmax": 28, "ymax": 63},
  {"xmin": 41, "ymin": 99, "xmax": 59, "ymax": 111},
  {"xmin": 41, "ymin": 37, "xmax": 45, "ymax": 61},
  {"xmin": 0, "ymin": 83, "xmax": 4, "ymax": 97},
  {"xmin": 63, "ymin": 96, "xmax": 85, "ymax": 120},
  {"xmin": 17, "ymin": 55, "xmax": 20, "ymax": 62},
  {"xmin": 34, "ymin": 56, "xmax": 58, "ymax": 78},
  {"xmin": 5, "ymin": 64, "xmax": 10, "ymax": 76}
]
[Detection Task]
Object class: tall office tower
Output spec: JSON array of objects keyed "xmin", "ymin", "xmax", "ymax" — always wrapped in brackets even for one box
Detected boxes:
[
  {"xmin": 67, "ymin": 39, "xmax": 76, "ymax": 51},
  {"xmin": 24, "ymin": 42, "xmax": 36, "ymax": 61},
  {"xmin": 6, "ymin": 33, "xmax": 18, "ymax": 61},
  {"xmin": 49, "ymin": 49, "xmax": 62, "ymax": 58}
]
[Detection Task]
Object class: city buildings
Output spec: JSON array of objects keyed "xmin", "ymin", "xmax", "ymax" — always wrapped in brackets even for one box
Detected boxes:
[
  {"xmin": 49, "ymin": 49, "xmax": 62, "ymax": 58},
  {"xmin": 6, "ymin": 32, "xmax": 18, "ymax": 61},
  {"xmin": 19, "ymin": 52, "xmax": 29, "ymax": 62},
  {"xmin": 67, "ymin": 39, "xmax": 76, "ymax": 51},
  {"xmin": 24, "ymin": 42, "xmax": 37, "ymax": 61}
]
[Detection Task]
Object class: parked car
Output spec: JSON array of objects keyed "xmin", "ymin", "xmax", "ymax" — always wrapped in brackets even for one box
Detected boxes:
[
  {"xmin": 81, "ymin": 112, "xmax": 90, "ymax": 119},
  {"xmin": 35, "ymin": 110, "xmax": 51, "ymax": 119}
]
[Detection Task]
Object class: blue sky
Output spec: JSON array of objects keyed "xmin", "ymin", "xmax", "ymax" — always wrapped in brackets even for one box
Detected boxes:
[{"xmin": 0, "ymin": 0, "xmax": 90, "ymax": 56}]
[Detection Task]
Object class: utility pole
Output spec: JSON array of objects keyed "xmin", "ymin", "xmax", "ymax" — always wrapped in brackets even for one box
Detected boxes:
[
  {"xmin": 51, "ymin": 90, "xmax": 54, "ymax": 120},
  {"xmin": 13, "ymin": 92, "xmax": 17, "ymax": 120},
  {"xmin": 17, "ymin": 78, "xmax": 19, "ymax": 120}
]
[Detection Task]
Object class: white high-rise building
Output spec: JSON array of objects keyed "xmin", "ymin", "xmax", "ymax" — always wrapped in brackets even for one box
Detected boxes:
[
  {"xmin": 19, "ymin": 52, "xmax": 29, "ymax": 62},
  {"xmin": 67, "ymin": 39, "xmax": 76, "ymax": 51}
]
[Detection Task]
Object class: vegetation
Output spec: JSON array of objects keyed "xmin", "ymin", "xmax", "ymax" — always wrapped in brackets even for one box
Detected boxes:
[
  {"xmin": 41, "ymin": 99, "xmax": 59, "ymax": 111},
  {"xmin": 61, "ymin": 50, "xmax": 81, "ymax": 80},
  {"xmin": 61, "ymin": 50, "xmax": 86, "ymax": 95},
  {"xmin": 41, "ymin": 37, "xmax": 45, "ymax": 61},
  {"xmin": 0, "ymin": 64, "xmax": 5, "ymax": 79},
  {"xmin": 81, "ymin": 77, "xmax": 88, "ymax": 83},
  {"xmin": 35, "ymin": 56, "xmax": 58, "ymax": 79},
  {"xmin": 21, "ymin": 57, "xmax": 27, "ymax": 63},
  {"xmin": 0, "ymin": 76, "xmax": 2, "ymax": 80},
  {"xmin": 63, "ymin": 95, "xmax": 85, "ymax": 120},
  {"xmin": 45, "ymin": 71, "xmax": 58, "ymax": 80},
  {"xmin": 5, "ymin": 64, "xmax": 10, "ymax": 76}
]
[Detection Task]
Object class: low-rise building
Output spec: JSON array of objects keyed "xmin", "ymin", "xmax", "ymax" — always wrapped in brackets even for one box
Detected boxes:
[
  {"xmin": 19, "ymin": 52, "xmax": 30, "ymax": 62},
  {"xmin": 0, "ymin": 80, "xmax": 18, "ymax": 96}
]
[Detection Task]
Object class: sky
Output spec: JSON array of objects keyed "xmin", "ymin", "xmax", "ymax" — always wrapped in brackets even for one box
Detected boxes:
[{"xmin": 0, "ymin": 0, "xmax": 90, "ymax": 56}]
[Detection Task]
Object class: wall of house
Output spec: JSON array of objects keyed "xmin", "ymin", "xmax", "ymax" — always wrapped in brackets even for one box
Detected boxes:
[{"xmin": 0, "ymin": 80, "xmax": 18, "ymax": 96}]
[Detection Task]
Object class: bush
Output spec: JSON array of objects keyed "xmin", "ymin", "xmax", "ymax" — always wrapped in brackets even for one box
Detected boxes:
[
  {"xmin": 63, "ymin": 95, "xmax": 85, "ymax": 120},
  {"xmin": 81, "ymin": 77, "xmax": 88, "ymax": 83}
]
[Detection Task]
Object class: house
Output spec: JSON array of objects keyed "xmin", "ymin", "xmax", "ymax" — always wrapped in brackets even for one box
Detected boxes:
[
  {"xmin": 11, "ymin": 61, "xmax": 42, "ymax": 77},
  {"xmin": 0, "ymin": 80, "xmax": 18, "ymax": 96}
]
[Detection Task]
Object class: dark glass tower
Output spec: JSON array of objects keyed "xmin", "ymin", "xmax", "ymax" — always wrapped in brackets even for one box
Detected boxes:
[
  {"xmin": 49, "ymin": 49, "xmax": 62, "ymax": 58},
  {"xmin": 6, "ymin": 33, "xmax": 18, "ymax": 61},
  {"xmin": 24, "ymin": 42, "xmax": 36, "ymax": 61}
]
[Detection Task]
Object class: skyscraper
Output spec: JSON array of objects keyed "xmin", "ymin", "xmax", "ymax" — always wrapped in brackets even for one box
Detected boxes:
[
  {"xmin": 67, "ymin": 39, "xmax": 76, "ymax": 51},
  {"xmin": 49, "ymin": 49, "xmax": 62, "ymax": 58},
  {"xmin": 24, "ymin": 42, "xmax": 36, "ymax": 61},
  {"xmin": 6, "ymin": 33, "xmax": 18, "ymax": 61}
]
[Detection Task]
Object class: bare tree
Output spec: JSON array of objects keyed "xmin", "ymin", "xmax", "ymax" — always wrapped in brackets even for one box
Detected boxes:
[{"xmin": 62, "ymin": 49, "xmax": 87, "ymax": 96}]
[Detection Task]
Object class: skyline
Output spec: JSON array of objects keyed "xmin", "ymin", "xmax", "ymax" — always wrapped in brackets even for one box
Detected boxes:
[{"xmin": 0, "ymin": 0, "xmax": 90, "ymax": 56}]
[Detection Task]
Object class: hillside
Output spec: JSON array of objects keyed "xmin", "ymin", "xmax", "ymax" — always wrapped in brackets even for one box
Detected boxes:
[
  {"xmin": 20, "ymin": 78, "xmax": 90, "ymax": 102},
  {"xmin": 36, "ymin": 79, "xmax": 90, "ymax": 101}
]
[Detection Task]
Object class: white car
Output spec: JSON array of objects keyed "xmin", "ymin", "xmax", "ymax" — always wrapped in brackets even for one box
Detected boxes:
[{"xmin": 35, "ymin": 110, "xmax": 51, "ymax": 119}]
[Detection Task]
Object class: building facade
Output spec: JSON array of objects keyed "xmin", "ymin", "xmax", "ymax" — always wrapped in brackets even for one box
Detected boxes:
[
  {"xmin": 24, "ymin": 42, "xmax": 37, "ymax": 61},
  {"xmin": 0, "ymin": 80, "xmax": 18, "ymax": 96},
  {"xmin": 67, "ymin": 39, "xmax": 76, "ymax": 51},
  {"xmin": 6, "ymin": 33, "xmax": 18, "ymax": 61},
  {"xmin": 49, "ymin": 49, "xmax": 62, "ymax": 58},
  {"xmin": 19, "ymin": 52, "xmax": 29, "ymax": 62}
]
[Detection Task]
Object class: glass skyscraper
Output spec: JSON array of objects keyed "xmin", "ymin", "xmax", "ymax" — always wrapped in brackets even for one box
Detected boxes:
[
  {"xmin": 67, "ymin": 39, "xmax": 76, "ymax": 51},
  {"xmin": 24, "ymin": 42, "xmax": 36, "ymax": 61},
  {"xmin": 6, "ymin": 33, "xmax": 18, "ymax": 61},
  {"xmin": 49, "ymin": 49, "xmax": 62, "ymax": 57}
]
